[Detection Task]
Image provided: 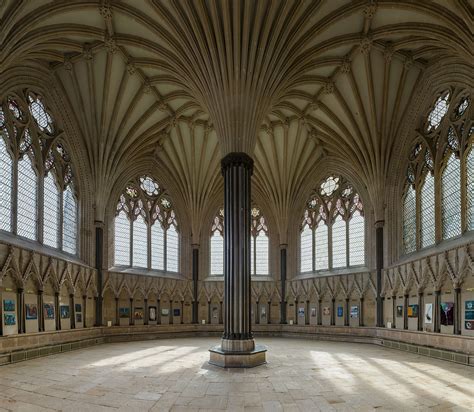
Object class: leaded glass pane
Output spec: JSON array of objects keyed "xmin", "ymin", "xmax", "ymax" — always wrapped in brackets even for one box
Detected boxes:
[
  {"xmin": 210, "ymin": 231, "xmax": 224, "ymax": 275},
  {"xmin": 420, "ymin": 173, "xmax": 435, "ymax": 248},
  {"xmin": 403, "ymin": 187, "xmax": 416, "ymax": 254},
  {"xmin": 114, "ymin": 211, "xmax": 130, "ymax": 266},
  {"xmin": 255, "ymin": 231, "xmax": 269, "ymax": 275},
  {"xmin": 0, "ymin": 137, "xmax": 12, "ymax": 232},
  {"xmin": 251, "ymin": 235, "xmax": 255, "ymax": 275},
  {"xmin": 151, "ymin": 222, "xmax": 164, "ymax": 270},
  {"xmin": 332, "ymin": 216, "xmax": 347, "ymax": 268},
  {"xmin": 315, "ymin": 222, "xmax": 328, "ymax": 270},
  {"xmin": 17, "ymin": 156, "xmax": 37, "ymax": 240},
  {"xmin": 62, "ymin": 186, "xmax": 77, "ymax": 254},
  {"xmin": 467, "ymin": 147, "xmax": 474, "ymax": 231},
  {"xmin": 441, "ymin": 153, "xmax": 461, "ymax": 239},
  {"xmin": 43, "ymin": 173, "xmax": 59, "ymax": 248},
  {"xmin": 166, "ymin": 225, "xmax": 179, "ymax": 272},
  {"xmin": 132, "ymin": 215, "xmax": 148, "ymax": 268},
  {"xmin": 349, "ymin": 212, "xmax": 364, "ymax": 266},
  {"xmin": 300, "ymin": 225, "xmax": 313, "ymax": 272}
]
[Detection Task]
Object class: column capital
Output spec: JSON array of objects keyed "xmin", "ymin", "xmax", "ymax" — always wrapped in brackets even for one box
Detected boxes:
[
  {"xmin": 279, "ymin": 244, "xmax": 288, "ymax": 249},
  {"xmin": 374, "ymin": 220, "xmax": 385, "ymax": 229},
  {"xmin": 191, "ymin": 243, "xmax": 200, "ymax": 250},
  {"xmin": 221, "ymin": 152, "xmax": 254, "ymax": 175}
]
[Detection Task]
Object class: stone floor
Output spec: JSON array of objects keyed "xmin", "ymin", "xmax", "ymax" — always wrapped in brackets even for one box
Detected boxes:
[{"xmin": 0, "ymin": 337, "xmax": 472, "ymax": 411}]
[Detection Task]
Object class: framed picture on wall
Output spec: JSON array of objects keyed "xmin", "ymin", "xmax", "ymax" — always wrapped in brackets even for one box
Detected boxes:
[
  {"xmin": 350, "ymin": 306, "xmax": 359, "ymax": 319},
  {"xmin": 119, "ymin": 307, "xmax": 130, "ymax": 318},
  {"xmin": 465, "ymin": 301, "xmax": 474, "ymax": 311},
  {"xmin": 311, "ymin": 307, "xmax": 316, "ymax": 317},
  {"xmin": 337, "ymin": 306, "xmax": 343, "ymax": 317},
  {"xmin": 173, "ymin": 308, "xmax": 180, "ymax": 317},
  {"xmin": 396, "ymin": 306, "xmax": 403, "ymax": 317},
  {"xmin": 75, "ymin": 304, "xmax": 82, "ymax": 313},
  {"xmin": 4, "ymin": 313, "xmax": 16, "ymax": 326},
  {"xmin": 25, "ymin": 303, "xmax": 38, "ymax": 320},
  {"xmin": 440, "ymin": 302, "xmax": 454, "ymax": 326},
  {"xmin": 298, "ymin": 308, "xmax": 305, "ymax": 317},
  {"xmin": 161, "ymin": 308, "xmax": 169, "ymax": 316},
  {"xmin": 465, "ymin": 321, "xmax": 473, "ymax": 330},
  {"xmin": 134, "ymin": 308, "xmax": 144, "ymax": 320},
  {"xmin": 323, "ymin": 307, "xmax": 330, "ymax": 316},
  {"xmin": 76, "ymin": 313, "xmax": 82, "ymax": 323},
  {"xmin": 408, "ymin": 304, "xmax": 419, "ymax": 318},
  {"xmin": 3, "ymin": 299, "xmax": 15, "ymax": 312},
  {"xmin": 60, "ymin": 305, "xmax": 70, "ymax": 319},
  {"xmin": 44, "ymin": 303, "xmax": 55, "ymax": 319},
  {"xmin": 424, "ymin": 303, "xmax": 433, "ymax": 324},
  {"xmin": 149, "ymin": 306, "xmax": 157, "ymax": 321},
  {"xmin": 465, "ymin": 311, "xmax": 474, "ymax": 320}
]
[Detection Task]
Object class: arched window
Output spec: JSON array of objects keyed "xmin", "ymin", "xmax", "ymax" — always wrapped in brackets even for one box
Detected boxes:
[
  {"xmin": 315, "ymin": 221, "xmax": 329, "ymax": 271},
  {"xmin": 420, "ymin": 172, "xmax": 435, "ymax": 248},
  {"xmin": 209, "ymin": 207, "xmax": 269, "ymax": 276},
  {"xmin": 132, "ymin": 207, "xmax": 148, "ymax": 268},
  {"xmin": 300, "ymin": 222, "xmax": 313, "ymax": 272},
  {"xmin": 403, "ymin": 186, "xmax": 416, "ymax": 254},
  {"xmin": 300, "ymin": 175, "xmax": 365, "ymax": 273},
  {"xmin": 402, "ymin": 90, "xmax": 472, "ymax": 254},
  {"xmin": 0, "ymin": 92, "xmax": 78, "ymax": 254},
  {"xmin": 0, "ymin": 134, "xmax": 12, "ymax": 232},
  {"xmin": 441, "ymin": 153, "xmax": 461, "ymax": 239},
  {"xmin": 43, "ymin": 171, "xmax": 59, "ymax": 248},
  {"xmin": 113, "ymin": 175, "xmax": 179, "ymax": 273},
  {"xmin": 251, "ymin": 207, "xmax": 269, "ymax": 276},
  {"xmin": 332, "ymin": 216, "xmax": 346, "ymax": 268},
  {"xmin": 17, "ymin": 154, "xmax": 37, "ymax": 240},
  {"xmin": 210, "ymin": 210, "xmax": 224, "ymax": 275},
  {"xmin": 349, "ymin": 210, "xmax": 365, "ymax": 266},
  {"xmin": 467, "ymin": 147, "xmax": 474, "ymax": 231}
]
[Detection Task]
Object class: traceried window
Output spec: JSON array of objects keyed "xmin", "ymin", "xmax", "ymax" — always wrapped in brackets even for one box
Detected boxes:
[
  {"xmin": 300, "ymin": 176, "xmax": 365, "ymax": 273},
  {"xmin": 403, "ymin": 187, "xmax": 416, "ymax": 254},
  {"xmin": 420, "ymin": 172, "xmax": 435, "ymax": 248},
  {"xmin": 0, "ymin": 92, "xmax": 78, "ymax": 254},
  {"xmin": 113, "ymin": 175, "xmax": 179, "ymax": 273},
  {"xmin": 441, "ymin": 153, "xmax": 461, "ymax": 239},
  {"xmin": 209, "ymin": 207, "xmax": 270, "ymax": 276},
  {"xmin": 467, "ymin": 147, "xmax": 474, "ymax": 231},
  {"xmin": 402, "ymin": 89, "xmax": 472, "ymax": 254},
  {"xmin": 210, "ymin": 209, "xmax": 224, "ymax": 275},
  {"xmin": 0, "ymin": 134, "xmax": 12, "ymax": 232},
  {"xmin": 251, "ymin": 207, "xmax": 269, "ymax": 275}
]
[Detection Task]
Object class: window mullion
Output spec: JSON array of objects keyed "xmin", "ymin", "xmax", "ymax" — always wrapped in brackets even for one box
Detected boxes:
[
  {"xmin": 147, "ymin": 221, "xmax": 151, "ymax": 270},
  {"xmin": 164, "ymin": 229, "xmax": 167, "ymax": 271},
  {"xmin": 346, "ymin": 219, "xmax": 349, "ymax": 267},
  {"xmin": 58, "ymin": 188, "xmax": 64, "ymax": 250},
  {"xmin": 129, "ymin": 217, "xmax": 133, "ymax": 267},
  {"xmin": 460, "ymin": 152, "xmax": 467, "ymax": 233},
  {"xmin": 328, "ymin": 222, "xmax": 333, "ymax": 270},
  {"xmin": 12, "ymin": 157, "xmax": 18, "ymax": 234},
  {"xmin": 37, "ymin": 168, "xmax": 44, "ymax": 244}
]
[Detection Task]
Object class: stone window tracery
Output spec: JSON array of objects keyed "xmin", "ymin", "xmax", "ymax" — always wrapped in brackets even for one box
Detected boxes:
[
  {"xmin": 209, "ymin": 207, "xmax": 269, "ymax": 276},
  {"xmin": 402, "ymin": 88, "xmax": 472, "ymax": 254},
  {"xmin": 0, "ymin": 91, "xmax": 78, "ymax": 254},
  {"xmin": 300, "ymin": 175, "xmax": 365, "ymax": 273},
  {"xmin": 113, "ymin": 175, "xmax": 179, "ymax": 273}
]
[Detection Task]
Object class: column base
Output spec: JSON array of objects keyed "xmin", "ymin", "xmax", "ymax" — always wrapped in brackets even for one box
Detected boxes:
[{"xmin": 209, "ymin": 338, "xmax": 266, "ymax": 368}]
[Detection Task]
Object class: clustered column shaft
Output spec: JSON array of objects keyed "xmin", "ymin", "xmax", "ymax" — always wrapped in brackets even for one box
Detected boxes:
[{"xmin": 221, "ymin": 153, "xmax": 254, "ymax": 348}]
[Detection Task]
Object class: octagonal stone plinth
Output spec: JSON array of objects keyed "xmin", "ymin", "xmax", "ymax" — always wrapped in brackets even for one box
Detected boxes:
[{"xmin": 209, "ymin": 344, "xmax": 267, "ymax": 368}]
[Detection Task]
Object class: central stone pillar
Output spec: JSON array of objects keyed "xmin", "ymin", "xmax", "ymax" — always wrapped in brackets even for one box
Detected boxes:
[{"xmin": 209, "ymin": 152, "xmax": 266, "ymax": 368}]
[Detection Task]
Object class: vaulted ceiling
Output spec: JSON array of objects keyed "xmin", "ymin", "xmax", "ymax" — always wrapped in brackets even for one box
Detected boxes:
[{"xmin": 1, "ymin": 0, "xmax": 472, "ymax": 232}]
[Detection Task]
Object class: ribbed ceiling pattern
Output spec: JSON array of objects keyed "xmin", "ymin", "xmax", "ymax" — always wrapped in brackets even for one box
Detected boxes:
[{"xmin": 0, "ymin": 0, "xmax": 471, "ymax": 225}]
